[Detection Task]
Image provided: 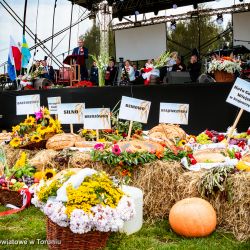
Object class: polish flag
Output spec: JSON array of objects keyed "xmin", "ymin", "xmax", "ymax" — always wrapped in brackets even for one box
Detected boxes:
[{"xmin": 9, "ymin": 36, "xmax": 22, "ymax": 71}]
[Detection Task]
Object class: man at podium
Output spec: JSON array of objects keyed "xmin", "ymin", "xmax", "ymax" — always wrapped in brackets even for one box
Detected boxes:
[{"xmin": 72, "ymin": 38, "xmax": 89, "ymax": 80}]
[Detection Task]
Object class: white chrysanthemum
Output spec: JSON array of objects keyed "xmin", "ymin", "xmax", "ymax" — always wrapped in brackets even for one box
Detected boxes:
[{"xmin": 70, "ymin": 209, "xmax": 93, "ymax": 234}]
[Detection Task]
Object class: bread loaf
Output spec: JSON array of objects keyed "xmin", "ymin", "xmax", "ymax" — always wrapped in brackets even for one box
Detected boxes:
[{"xmin": 46, "ymin": 133, "xmax": 77, "ymax": 150}]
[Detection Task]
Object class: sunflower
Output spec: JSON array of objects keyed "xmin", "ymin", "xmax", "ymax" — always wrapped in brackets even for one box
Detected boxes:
[
  {"xmin": 91, "ymin": 130, "xmax": 96, "ymax": 136},
  {"xmin": 37, "ymin": 125, "xmax": 47, "ymax": 136},
  {"xmin": 44, "ymin": 169, "xmax": 57, "ymax": 180},
  {"xmin": 10, "ymin": 137, "xmax": 21, "ymax": 148},
  {"xmin": 31, "ymin": 134, "xmax": 42, "ymax": 143},
  {"xmin": 82, "ymin": 129, "xmax": 88, "ymax": 135},
  {"xmin": 24, "ymin": 116, "xmax": 36, "ymax": 126},
  {"xmin": 12, "ymin": 125, "xmax": 20, "ymax": 133},
  {"xmin": 33, "ymin": 171, "xmax": 45, "ymax": 180}
]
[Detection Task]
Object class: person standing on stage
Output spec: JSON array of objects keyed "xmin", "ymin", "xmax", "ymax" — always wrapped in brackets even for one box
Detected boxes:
[
  {"xmin": 72, "ymin": 38, "xmax": 88, "ymax": 80},
  {"xmin": 188, "ymin": 55, "xmax": 201, "ymax": 82}
]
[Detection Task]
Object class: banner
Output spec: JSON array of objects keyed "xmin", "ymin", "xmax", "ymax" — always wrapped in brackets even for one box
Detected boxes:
[
  {"xmin": 47, "ymin": 97, "xmax": 61, "ymax": 114},
  {"xmin": 16, "ymin": 95, "xmax": 40, "ymax": 115},
  {"xmin": 57, "ymin": 103, "xmax": 85, "ymax": 124},
  {"xmin": 119, "ymin": 96, "xmax": 151, "ymax": 123},
  {"xmin": 226, "ymin": 78, "xmax": 250, "ymax": 112},
  {"xmin": 84, "ymin": 108, "xmax": 111, "ymax": 130},
  {"xmin": 159, "ymin": 103, "xmax": 189, "ymax": 125}
]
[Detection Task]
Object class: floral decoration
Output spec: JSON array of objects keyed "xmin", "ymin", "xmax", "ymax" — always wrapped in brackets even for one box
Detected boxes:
[
  {"xmin": 32, "ymin": 170, "xmax": 135, "ymax": 234},
  {"xmin": 9, "ymin": 107, "xmax": 62, "ymax": 148},
  {"xmin": 208, "ymin": 57, "xmax": 241, "ymax": 74}
]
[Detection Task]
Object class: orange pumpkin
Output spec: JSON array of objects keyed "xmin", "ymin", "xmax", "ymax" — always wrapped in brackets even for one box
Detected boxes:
[{"xmin": 169, "ymin": 197, "xmax": 216, "ymax": 237}]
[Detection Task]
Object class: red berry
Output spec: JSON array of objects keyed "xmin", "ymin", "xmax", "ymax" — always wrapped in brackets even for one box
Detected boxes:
[
  {"xmin": 234, "ymin": 152, "xmax": 242, "ymax": 160},
  {"xmin": 205, "ymin": 130, "xmax": 213, "ymax": 138},
  {"xmin": 217, "ymin": 134, "xmax": 225, "ymax": 142},
  {"xmin": 247, "ymin": 129, "xmax": 250, "ymax": 135}
]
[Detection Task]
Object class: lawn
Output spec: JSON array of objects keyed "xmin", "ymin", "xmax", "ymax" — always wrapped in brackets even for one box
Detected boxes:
[{"xmin": 0, "ymin": 206, "xmax": 249, "ymax": 250}]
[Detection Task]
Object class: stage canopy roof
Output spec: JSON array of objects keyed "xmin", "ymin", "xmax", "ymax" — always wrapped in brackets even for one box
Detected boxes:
[{"xmin": 69, "ymin": 0, "xmax": 214, "ymax": 18}]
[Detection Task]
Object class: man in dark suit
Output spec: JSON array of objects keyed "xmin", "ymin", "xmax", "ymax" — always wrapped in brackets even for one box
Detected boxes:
[
  {"xmin": 188, "ymin": 55, "xmax": 201, "ymax": 82},
  {"xmin": 72, "ymin": 38, "xmax": 88, "ymax": 80}
]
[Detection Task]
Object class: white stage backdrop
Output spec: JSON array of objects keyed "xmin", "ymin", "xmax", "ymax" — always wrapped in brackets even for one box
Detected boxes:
[
  {"xmin": 233, "ymin": 12, "xmax": 250, "ymax": 50},
  {"xmin": 115, "ymin": 23, "xmax": 167, "ymax": 61}
]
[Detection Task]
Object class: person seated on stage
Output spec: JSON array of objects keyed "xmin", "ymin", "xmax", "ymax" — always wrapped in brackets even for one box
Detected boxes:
[
  {"xmin": 72, "ymin": 38, "xmax": 89, "ymax": 80},
  {"xmin": 133, "ymin": 64, "xmax": 140, "ymax": 79},
  {"xmin": 90, "ymin": 61, "xmax": 98, "ymax": 85},
  {"xmin": 40, "ymin": 60, "xmax": 55, "ymax": 81},
  {"xmin": 122, "ymin": 60, "xmax": 135, "ymax": 83},
  {"xmin": 188, "ymin": 55, "xmax": 201, "ymax": 82},
  {"xmin": 172, "ymin": 56, "xmax": 186, "ymax": 72},
  {"xmin": 105, "ymin": 59, "xmax": 118, "ymax": 86},
  {"xmin": 29, "ymin": 60, "xmax": 41, "ymax": 74},
  {"xmin": 159, "ymin": 51, "xmax": 178, "ymax": 82}
]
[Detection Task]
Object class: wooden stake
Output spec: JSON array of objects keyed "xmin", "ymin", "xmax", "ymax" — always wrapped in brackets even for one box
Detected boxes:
[
  {"xmin": 70, "ymin": 124, "xmax": 74, "ymax": 134},
  {"xmin": 127, "ymin": 120, "xmax": 133, "ymax": 141},
  {"xmin": 227, "ymin": 108, "xmax": 244, "ymax": 143},
  {"xmin": 55, "ymin": 114, "xmax": 58, "ymax": 120},
  {"xmin": 96, "ymin": 129, "xmax": 99, "ymax": 142},
  {"xmin": 27, "ymin": 114, "xmax": 29, "ymax": 118}
]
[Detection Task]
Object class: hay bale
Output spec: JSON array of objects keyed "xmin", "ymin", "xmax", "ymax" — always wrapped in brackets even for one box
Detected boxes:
[
  {"xmin": 132, "ymin": 160, "xmax": 184, "ymax": 220},
  {"xmin": 174, "ymin": 170, "xmax": 250, "ymax": 241},
  {"xmin": 68, "ymin": 152, "xmax": 92, "ymax": 169},
  {"xmin": 3, "ymin": 145, "xmax": 39, "ymax": 167},
  {"xmin": 29, "ymin": 149, "xmax": 58, "ymax": 171}
]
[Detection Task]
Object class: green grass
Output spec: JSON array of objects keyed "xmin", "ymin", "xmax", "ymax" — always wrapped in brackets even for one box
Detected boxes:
[{"xmin": 0, "ymin": 206, "xmax": 249, "ymax": 250}]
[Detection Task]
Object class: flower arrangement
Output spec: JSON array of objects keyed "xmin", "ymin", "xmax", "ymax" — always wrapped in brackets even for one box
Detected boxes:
[
  {"xmin": 32, "ymin": 169, "xmax": 135, "ymax": 234},
  {"xmin": 90, "ymin": 53, "xmax": 109, "ymax": 87},
  {"xmin": 208, "ymin": 57, "xmax": 241, "ymax": 74},
  {"xmin": 9, "ymin": 107, "xmax": 62, "ymax": 148},
  {"xmin": 71, "ymin": 80, "xmax": 93, "ymax": 88},
  {"xmin": 153, "ymin": 51, "xmax": 171, "ymax": 69},
  {"xmin": 91, "ymin": 144, "xmax": 187, "ymax": 179}
]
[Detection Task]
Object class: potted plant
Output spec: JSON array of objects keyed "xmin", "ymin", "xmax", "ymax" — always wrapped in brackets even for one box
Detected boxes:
[{"xmin": 208, "ymin": 57, "xmax": 241, "ymax": 82}]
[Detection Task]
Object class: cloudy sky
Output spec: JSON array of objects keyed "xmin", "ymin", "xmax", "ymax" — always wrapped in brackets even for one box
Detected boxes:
[{"xmin": 0, "ymin": 0, "xmax": 249, "ymax": 73}]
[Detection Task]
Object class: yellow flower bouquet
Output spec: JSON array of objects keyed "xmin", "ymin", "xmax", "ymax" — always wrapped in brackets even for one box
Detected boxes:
[{"xmin": 9, "ymin": 107, "xmax": 62, "ymax": 149}]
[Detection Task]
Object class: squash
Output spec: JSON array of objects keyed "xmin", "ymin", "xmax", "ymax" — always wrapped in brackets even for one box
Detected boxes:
[{"xmin": 169, "ymin": 197, "xmax": 216, "ymax": 237}]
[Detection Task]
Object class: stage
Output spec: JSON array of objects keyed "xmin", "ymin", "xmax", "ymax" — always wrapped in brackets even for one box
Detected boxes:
[{"xmin": 0, "ymin": 83, "xmax": 249, "ymax": 134}]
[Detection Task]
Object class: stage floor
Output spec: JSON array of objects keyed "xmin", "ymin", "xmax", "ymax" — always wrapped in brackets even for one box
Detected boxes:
[{"xmin": 0, "ymin": 84, "xmax": 249, "ymax": 134}]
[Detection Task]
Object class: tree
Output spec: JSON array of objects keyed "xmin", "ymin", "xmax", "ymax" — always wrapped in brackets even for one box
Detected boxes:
[
  {"xmin": 168, "ymin": 14, "xmax": 231, "ymax": 64},
  {"xmin": 80, "ymin": 20, "xmax": 116, "ymax": 68}
]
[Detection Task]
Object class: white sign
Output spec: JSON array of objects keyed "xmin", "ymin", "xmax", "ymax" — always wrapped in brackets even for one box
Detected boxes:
[
  {"xmin": 159, "ymin": 103, "xmax": 189, "ymax": 125},
  {"xmin": 47, "ymin": 97, "xmax": 61, "ymax": 114},
  {"xmin": 226, "ymin": 78, "xmax": 250, "ymax": 112},
  {"xmin": 57, "ymin": 103, "xmax": 85, "ymax": 124},
  {"xmin": 16, "ymin": 94, "xmax": 40, "ymax": 115},
  {"xmin": 119, "ymin": 96, "xmax": 151, "ymax": 123},
  {"xmin": 84, "ymin": 108, "xmax": 111, "ymax": 130}
]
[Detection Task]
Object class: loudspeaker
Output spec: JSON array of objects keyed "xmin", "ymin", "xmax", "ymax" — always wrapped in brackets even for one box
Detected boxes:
[
  {"xmin": 198, "ymin": 74, "xmax": 215, "ymax": 83},
  {"xmin": 34, "ymin": 78, "xmax": 52, "ymax": 89},
  {"xmin": 167, "ymin": 72, "xmax": 192, "ymax": 84}
]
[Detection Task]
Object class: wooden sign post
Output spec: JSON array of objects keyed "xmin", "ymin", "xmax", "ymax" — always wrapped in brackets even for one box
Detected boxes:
[
  {"xmin": 57, "ymin": 103, "xmax": 85, "ymax": 134},
  {"xmin": 118, "ymin": 96, "xmax": 151, "ymax": 141},
  {"xmin": 83, "ymin": 108, "xmax": 111, "ymax": 141}
]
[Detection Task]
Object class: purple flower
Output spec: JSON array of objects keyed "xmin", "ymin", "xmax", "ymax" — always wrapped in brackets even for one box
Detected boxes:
[
  {"xmin": 35, "ymin": 110, "xmax": 43, "ymax": 120},
  {"xmin": 112, "ymin": 144, "xmax": 121, "ymax": 156},
  {"xmin": 94, "ymin": 143, "xmax": 104, "ymax": 151}
]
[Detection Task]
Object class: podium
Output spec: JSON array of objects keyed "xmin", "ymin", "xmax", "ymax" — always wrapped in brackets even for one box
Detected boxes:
[{"xmin": 63, "ymin": 55, "xmax": 85, "ymax": 86}]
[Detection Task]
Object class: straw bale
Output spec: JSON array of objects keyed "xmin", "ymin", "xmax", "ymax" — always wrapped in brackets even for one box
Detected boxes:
[
  {"xmin": 29, "ymin": 149, "xmax": 58, "ymax": 171},
  {"xmin": 132, "ymin": 160, "xmax": 184, "ymax": 220}
]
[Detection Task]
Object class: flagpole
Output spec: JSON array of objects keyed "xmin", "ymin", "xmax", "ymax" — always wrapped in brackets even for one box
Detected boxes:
[{"xmin": 22, "ymin": 0, "xmax": 28, "ymax": 75}]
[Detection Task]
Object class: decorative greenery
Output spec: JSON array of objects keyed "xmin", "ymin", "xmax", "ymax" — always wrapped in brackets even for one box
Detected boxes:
[
  {"xmin": 198, "ymin": 166, "xmax": 235, "ymax": 198},
  {"xmin": 154, "ymin": 51, "xmax": 171, "ymax": 68}
]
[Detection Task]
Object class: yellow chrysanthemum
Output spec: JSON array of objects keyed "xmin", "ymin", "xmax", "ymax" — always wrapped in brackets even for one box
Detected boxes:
[
  {"xmin": 14, "ymin": 152, "xmax": 27, "ymax": 168},
  {"xmin": 24, "ymin": 116, "xmax": 36, "ymax": 126},
  {"xmin": 91, "ymin": 130, "xmax": 96, "ymax": 136},
  {"xmin": 12, "ymin": 125, "xmax": 20, "ymax": 133},
  {"xmin": 10, "ymin": 137, "xmax": 21, "ymax": 148},
  {"xmin": 98, "ymin": 138, "xmax": 106, "ymax": 142},
  {"xmin": 44, "ymin": 169, "xmax": 57, "ymax": 180},
  {"xmin": 30, "ymin": 134, "xmax": 42, "ymax": 143}
]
